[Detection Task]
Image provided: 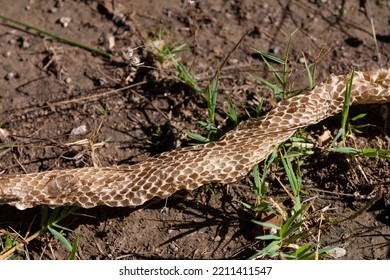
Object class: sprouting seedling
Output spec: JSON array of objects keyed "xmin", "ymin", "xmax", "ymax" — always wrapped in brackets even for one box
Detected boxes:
[
  {"xmin": 0, "ymin": 206, "xmax": 93, "ymax": 260},
  {"xmin": 148, "ymin": 30, "xmax": 186, "ymax": 65},
  {"xmin": 185, "ymin": 71, "xmax": 223, "ymax": 143}
]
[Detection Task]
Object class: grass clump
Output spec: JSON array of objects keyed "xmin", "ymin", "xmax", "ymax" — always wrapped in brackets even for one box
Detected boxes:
[{"xmin": 0, "ymin": 206, "xmax": 92, "ymax": 260}]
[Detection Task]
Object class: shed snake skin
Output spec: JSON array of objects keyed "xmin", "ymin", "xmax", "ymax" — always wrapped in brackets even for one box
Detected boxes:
[{"xmin": 0, "ymin": 69, "xmax": 389, "ymax": 210}]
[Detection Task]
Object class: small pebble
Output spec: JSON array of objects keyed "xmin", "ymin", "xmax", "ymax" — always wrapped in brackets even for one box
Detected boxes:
[
  {"xmin": 269, "ymin": 46, "xmax": 280, "ymax": 54},
  {"xmin": 104, "ymin": 33, "xmax": 115, "ymax": 50},
  {"xmin": 59, "ymin": 17, "xmax": 71, "ymax": 28},
  {"xmin": 0, "ymin": 128, "xmax": 10, "ymax": 142},
  {"xmin": 328, "ymin": 247, "xmax": 346, "ymax": 258},
  {"xmin": 5, "ymin": 72, "xmax": 14, "ymax": 80},
  {"xmin": 298, "ymin": 56, "xmax": 306, "ymax": 64},
  {"xmin": 8, "ymin": 38, "xmax": 16, "ymax": 45},
  {"xmin": 71, "ymin": 124, "xmax": 87, "ymax": 135},
  {"xmin": 97, "ymin": 77, "xmax": 107, "ymax": 86},
  {"xmin": 22, "ymin": 39, "xmax": 30, "ymax": 49},
  {"xmin": 65, "ymin": 77, "xmax": 72, "ymax": 84}
]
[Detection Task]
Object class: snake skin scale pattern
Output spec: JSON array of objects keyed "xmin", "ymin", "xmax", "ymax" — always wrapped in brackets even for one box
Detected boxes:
[{"xmin": 0, "ymin": 69, "xmax": 389, "ymax": 210}]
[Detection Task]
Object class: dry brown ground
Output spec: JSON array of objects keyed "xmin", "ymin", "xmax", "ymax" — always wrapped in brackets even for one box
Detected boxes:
[{"xmin": 0, "ymin": 0, "xmax": 389, "ymax": 259}]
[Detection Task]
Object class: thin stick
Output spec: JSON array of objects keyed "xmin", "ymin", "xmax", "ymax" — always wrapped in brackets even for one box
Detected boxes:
[
  {"xmin": 365, "ymin": 0, "xmax": 381, "ymax": 62},
  {"xmin": 46, "ymin": 81, "xmax": 147, "ymax": 107}
]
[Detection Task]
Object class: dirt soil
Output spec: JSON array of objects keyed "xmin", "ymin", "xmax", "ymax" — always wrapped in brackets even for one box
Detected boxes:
[{"xmin": 0, "ymin": 0, "xmax": 389, "ymax": 260}]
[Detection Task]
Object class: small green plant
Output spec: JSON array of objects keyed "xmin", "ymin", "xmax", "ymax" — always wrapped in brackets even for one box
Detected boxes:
[
  {"xmin": 148, "ymin": 30, "xmax": 186, "ymax": 65},
  {"xmin": 347, "ymin": 113, "xmax": 372, "ymax": 134},
  {"xmin": 185, "ymin": 72, "xmax": 224, "ymax": 143},
  {"xmin": 226, "ymin": 96, "xmax": 239, "ymax": 125},
  {"xmin": 280, "ymin": 149, "xmax": 302, "ymax": 211},
  {"xmin": 150, "ymin": 30, "xmax": 200, "ymax": 91},
  {"xmin": 240, "ymin": 140, "xmax": 328, "ymax": 259},
  {"xmin": 331, "ymin": 71, "xmax": 355, "ymax": 147},
  {"xmin": 146, "ymin": 125, "xmax": 163, "ymax": 147},
  {"xmin": 0, "ymin": 206, "xmax": 93, "ymax": 260},
  {"xmin": 250, "ymin": 203, "xmax": 333, "ymax": 260},
  {"xmin": 328, "ymin": 71, "xmax": 390, "ymax": 159},
  {"xmin": 40, "ymin": 206, "xmax": 78, "ymax": 254},
  {"xmin": 242, "ymin": 33, "xmax": 336, "ymax": 259},
  {"xmin": 251, "ymin": 29, "xmax": 317, "ymax": 101},
  {"xmin": 40, "ymin": 206, "xmax": 92, "ymax": 259},
  {"xmin": 0, "ymin": 230, "xmax": 18, "ymax": 259},
  {"xmin": 329, "ymin": 146, "xmax": 390, "ymax": 159},
  {"xmin": 170, "ymin": 56, "xmax": 201, "ymax": 92}
]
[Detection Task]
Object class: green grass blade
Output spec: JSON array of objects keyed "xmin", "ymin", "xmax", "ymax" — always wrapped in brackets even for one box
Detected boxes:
[
  {"xmin": 329, "ymin": 147, "xmax": 390, "ymax": 159},
  {"xmin": 0, "ymin": 14, "xmax": 111, "ymax": 59},
  {"xmin": 351, "ymin": 113, "xmax": 367, "ymax": 121},
  {"xmin": 40, "ymin": 206, "xmax": 49, "ymax": 228},
  {"xmin": 250, "ymin": 241, "xmax": 281, "ymax": 259},
  {"xmin": 52, "ymin": 223, "xmax": 73, "ymax": 233},
  {"xmin": 47, "ymin": 226, "xmax": 72, "ymax": 252},
  {"xmin": 48, "ymin": 207, "xmax": 62, "ymax": 224},
  {"xmin": 0, "ymin": 143, "xmax": 19, "ymax": 150},
  {"xmin": 283, "ymin": 223, "xmax": 306, "ymax": 242},
  {"xmin": 295, "ymin": 242, "xmax": 313, "ymax": 257},
  {"xmin": 256, "ymin": 98, "xmax": 264, "ymax": 117},
  {"xmin": 252, "ymin": 220, "xmax": 281, "ymax": 230},
  {"xmin": 340, "ymin": 70, "xmax": 355, "ymax": 145},
  {"xmin": 282, "ymin": 28, "xmax": 298, "ymax": 86},
  {"xmin": 252, "ymin": 48, "xmax": 285, "ymax": 64},
  {"xmin": 206, "ymin": 71, "xmax": 220, "ymax": 124},
  {"xmin": 280, "ymin": 203, "xmax": 309, "ymax": 236},
  {"xmin": 256, "ymin": 234, "xmax": 281, "ymax": 241},
  {"xmin": 284, "ymin": 231, "xmax": 308, "ymax": 245},
  {"xmin": 226, "ymin": 96, "xmax": 238, "ymax": 124},
  {"xmin": 252, "ymin": 48, "xmax": 285, "ymax": 87},
  {"xmin": 280, "ymin": 150, "xmax": 301, "ymax": 209},
  {"xmin": 304, "ymin": 60, "xmax": 317, "ymax": 90},
  {"xmin": 69, "ymin": 230, "xmax": 80, "ymax": 260},
  {"xmin": 252, "ymin": 75, "xmax": 281, "ymax": 100},
  {"xmin": 170, "ymin": 56, "xmax": 200, "ymax": 91},
  {"xmin": 252, "ymin": 165, "xmax": 262, "ymax": 197},
  {"xmin": 185, "ymin": 130, "xmax": 210, "ymax": 143}
]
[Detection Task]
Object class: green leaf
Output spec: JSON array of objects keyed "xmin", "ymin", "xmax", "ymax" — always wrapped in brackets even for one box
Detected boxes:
[
  {"xmin": 206, "ymin": 71, "xmax": 220, "ymax": 124},
  {"xmin": 256, "ymin": 98, "xmax": 264, "ymax": 117},
  {"xmin": 48, "ymin": 226, "xmax": 73, "ymax": 252},
  {"xmin": 52, "ymin": 223, "xmax": 73, "ymax": 233},
  {"xmin": 340, "ymin": 70, "xmax": 354, "ymax": 145},
  {"xmin": 252, "ymin": 75, "xmax": 282, "ymax": 101},
  {"xmin": 252, "ymin": 220, "xmax": 281, "ymax": 230},
  {"xmin": 226, "ymin": 96, "xmax": 238, "ymax": 124},
  {"xmin": 170, "ymin": 56, "xmax": 200, "ymax": 91},
  {"xmin": 185, "ymin": 130, "xmax": 210, "ymax": 143},
  {"xmin": 295, "ymin": 242, "xmax": 314, "ymax": 257},
  {"xmin": 250, "ymin": 241, "xmax": 281, "ymax": 259},
  {"xmin": 351, "ymin": 113, "xmax": 367, "ymax": 121},
  {"xmin": 48, "ymin": 207, "xmax": 62, "ymax": 224},
  {"xmin": 252, "ymin": 48, "xmax": 285, "ymax": 64},
  {"xmin": 256, "ymin": 234, "xmax": 281, "ymax": 241},
  {"xmin": 280, "ymin": 203, "xmax": 310, "ymax": 236},
  {"xmin": 40, "ymin": 206, "xmax": 49, "ymax": 228},
  {"xmin": 69, "ymin": 230, "xmax": 80, "ymax": 260},
  {"xmin": 329, "ymin": 147, "xmax": 360, "ymax": 155},
  {"xmin": 252, "ymin": 165, "xmax": 262, "ymax": 197}
]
